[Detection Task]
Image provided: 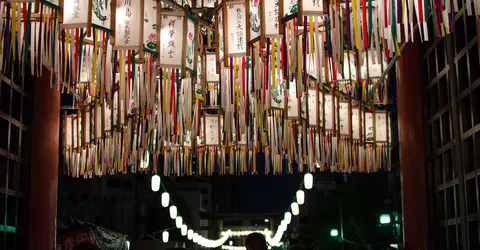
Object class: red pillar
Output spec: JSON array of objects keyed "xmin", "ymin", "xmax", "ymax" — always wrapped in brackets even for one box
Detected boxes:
[
  {"xmin": 28, "ymin": 68, "xmax": 60, "ymax": 250},
  {"xmin": 397, "ymin": 42, "xmax": 430, "ymax": 250}
]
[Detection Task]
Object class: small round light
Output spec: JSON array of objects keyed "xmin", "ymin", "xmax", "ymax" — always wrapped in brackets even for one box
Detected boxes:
[
  {"xmin": 161, "ymin": 192, "xmax": 170, "ymax": 207},
  {"xmin": 380, "ymin": 214, "xmax": 391, "ymax": 224},
  {"xmin": 181, "ymin": 225, "xmax": 187, "ymax": 236},
  {"xmin": 169, "ymin": 205, "xmax": 178, "ymax": 219},
  {"xmin": 330, "ymin": 229, "xmax": 339, "ymax": 237},
  {"xmin": 229, "ymin": 240, "xmax": 233, "ymax": 246},
  {"xmin": 296, "ymin": 190, "xmax": 305, "ymax": 205},
  {"xmin": 187, "ymin": 229, "xmax": 194, "ymax": 240},
  {"xmin": 151, "ymin": 175, "xmax": 160, "ymax": 192},
  {"xmin": 175, "ymin": 216, "xmax": 183, "ymax": 228},
  {"xmin": 284, "ymin": 211, "xmax": 292, "ymax": 224},
  {"xmin": 304, "ymin": 173, "xmax": 313, "ymax": 189},
  {"xmin": 162, "ymin": 231, "xmax": 169, "ymax": 243},
  {"xmin": 291, "ymin": 202, "xmax": 300, "ymax": 215}
]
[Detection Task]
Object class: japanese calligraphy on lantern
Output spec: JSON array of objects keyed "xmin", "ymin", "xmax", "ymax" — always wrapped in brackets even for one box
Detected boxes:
[
  {"xmin": 318, "ymin": 91, "xmax": 324, "ymax": 127},
  {"xmin": 62, "ymin": 0, "xmax": 89, "ymax": 28},
  {"xmin": 226, "ymin": 2, "xmax": 247, "ymax": 56},
  {"xmin": 324, "ymin": 93, "xmax": 334, "ymax": 130},
  {"xmin": 206, "ymin": 53, "xmax": 219, "ymax": 82},
  {"xmin": 270, "ymin": 78, "xmax": 284, "ymax": 109},
  {"xmin": 307, "ymin": 89, "xmax": 317, "ymax": 127},
  {"xmin": 263, "ymin": 0, "xmax": 279, "ymax": 36},
  {"xmin": 217, "ymin": 11, "xmax": 225, "ymax": 61},
  {"xmin": 92, "ymin": 0, "xmax": 112, "ymax": 29},
  {"xmin": 205, "ymin": 116, "xmax": 220, "ymax": 146},
  {"xmin": 302, "ymin": 0, "xmax": 324, "ymax": 15},
  {"xmin": 185, "ymin": 17, "xmax": 196, "ymax": 71},
  {"xmin": 283, "ymin": 0, "xmax": 298, "ymax": 18},
  {"xmin": 115, "ymin": 0, "xmax": 141, "ymax": 49},
  {"xmin": 351, "ymin": 107, "xmax": 361, "ymax": 140},
  {"xmin": 159, "ymin": 13, "xmax": 185, "ymax": 68},
  {"xmin": 375, "ymin": 112, "xmax": 388, "ymax": 142},
  {"xmin": 144, "ymin": 0, "xmax": 157, "ymax": 51},
  {"xmin": 249, "ymin": 0, "xmax": 261, "ymax": 41},
  {"xmin": 287, "ymin": 80, "xmax": 299, "ymax": 119},
  {"xmin": 338, "ymin": 101, "xmax": 349, "ymax": 135},
  {"xmin": 365, "ymin": 112, "xmax": 374, "ymax": 143}
]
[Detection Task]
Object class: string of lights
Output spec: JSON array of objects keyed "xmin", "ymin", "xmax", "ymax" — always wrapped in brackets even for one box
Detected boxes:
[{"xmin": 150, "ymin": 173, "xmax": 314, "ymax": 248}]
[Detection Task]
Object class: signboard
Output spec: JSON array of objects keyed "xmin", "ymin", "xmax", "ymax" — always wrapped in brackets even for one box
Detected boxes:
[{"xmin": 159, "ymin": 13, "xmax": 185, "ymax": 68}]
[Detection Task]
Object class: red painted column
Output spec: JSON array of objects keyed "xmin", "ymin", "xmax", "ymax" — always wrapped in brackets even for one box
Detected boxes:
[
  {"xmin": 397, "ymin": 42, "xmax": 430, "ymax": 250},
  {"xmin": 28, "ymin": 68, "xmax": 60, "ymax": 250}
]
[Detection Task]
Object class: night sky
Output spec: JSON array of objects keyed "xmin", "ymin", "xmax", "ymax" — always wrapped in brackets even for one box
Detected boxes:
[{"xmin": 235, "ymin": 174, "xmax": 302, "ymax": 214}]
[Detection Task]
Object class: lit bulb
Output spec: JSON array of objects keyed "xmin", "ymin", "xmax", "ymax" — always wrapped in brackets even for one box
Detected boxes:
[
  {"xmin": 193, "ymin": 233, "xmax": 199, "ymax": 243},
  {"xmin": 169, "ymin": 205, "xmax": 178, "ymax": 219},
  {"xmin": 187, "ymin": 229, "xmax": 194, "ymax": 240},
  {"xmin": 229, "ymin": 240, "xmax": 233, "ymax": 246},
  {"xmin": 291, "ymin": 202, "xmax": 300, "ymax": 215},
  {"xmin": 175, "ymin": 216, "xmax": 183, "ymax": 228},
  {"xmin": 304, "ymin": 173, "xmax": 313, "ymax": 189},
  {"xmin": 181, "ymin": 225, "xmax": 187, "ymax": 236},
  {"xmin": 161, "ymin": 192, "xmax": 170, "ymax": 207},
  {"xmin": 284, "ymin": 211, "xmax": 292, "ymax": 224},
  {"xmin": 296, "ymin": 190, "xmax": 305, "ymax": 205},
  {"xmin": 151, "ymin": 174, "xmax": 160, "ymax": 192},
  {"xmin": 162, "ymin": 231, "xmax": 169, "ymax": 243}
]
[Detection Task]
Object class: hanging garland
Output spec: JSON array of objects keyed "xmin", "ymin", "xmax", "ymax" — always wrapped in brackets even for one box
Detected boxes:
[{"xmin": 2, "ymin": 0, "xmax": 469, "ymax": 176}]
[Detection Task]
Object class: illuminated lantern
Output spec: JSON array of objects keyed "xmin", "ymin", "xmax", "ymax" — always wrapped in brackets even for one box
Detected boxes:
[
  {"xmin": 284, "ymin": 212, "xmax": 292, "ymax": 224},
  {"xmin": 291, "ymin": 202, "xmax": 299, "ymax": 215},
  {"xmin": 151, "ymin": 174, "xmax": 160, "ymax": 192},
  {"xmin": 162, "ymin": 231, "xmax": 169, "ymax": 243},
  {"xmin": 169, "ymin": 205, "xmax": 178, "ymax": 219},
  {"xmin": 304, "ymin": 173, "xmax": 313, "ymax": 189},
  {"xmin": 296, "ymin": 190, "xmax": 305, "ymax": 205},
  {"xmin": 175, "ymin": 216, "xmax": 183, "ymax": 228},
  {"xmin": 187, "ymin": 229, "xmax": 194, "ymax": 240},
  {"xmin": 161, "ymin": 192, "xmax": 170, "ymax": 207},
  {"xmin": 181, "ymin": 225, "xmax": 188, "ymax": 236},
  {"xmin": 193, "ymin": 233, "xmax": 199, "ymax": 243}
]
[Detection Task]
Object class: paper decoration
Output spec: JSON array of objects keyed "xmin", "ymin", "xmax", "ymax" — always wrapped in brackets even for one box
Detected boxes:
[
  {"xmin": 159, "ymin": 12, "xmax": 185, "ymax": 68},
  {"xmin": 351, "ymin": 107, "xmax": 361, "ymax": 140},
  {"xmin": 196, "ymin": 0, "xmax": 216, "ymax": 8},
  {"xmin": 62, "ymin": 0, "xmax": 89, "ymax": 28},
  {"xmin": 341, "ymin": 52, "xmax": 357, "ymax": 80},
  {"xmin": 263, "ymin": 0, "xmax": 280, "ymax": 36},
  {"xmin": 307, "ymin": 88, "xmax": 317, "ymax": 127},
  {"xmin": 300, "ymin": 93, "xmax": 307, "ymax": 120},
  {"xmin": 283, "ymin": 0, "xmax": 299, "ymax": 18},
  {"xmin": 144, "ymin": 0, "xmax": 157, "ymax": 52},
  {"xmin": 360, "ymin": 50, "xmax": 387, "ymax": 78},
  {"xmin": 226, "ymin": 2, "xmax": 247, "ymax": 56},
  {"xmin": 324, "ymin": 93, "xmax": 334, "ymax": 130},
  {"xmin": 185, "ymin": 16, "xmax": 197, "ymax": 71},
  {"xmin": 375, "ymin": 111, "xmax": 388, "ymax": 142},
  {"xmin": 92, "ymin": 0, "xmax": 112, "ymax": 29},
  {"xmin": 365, "ymin": 112, "xmax": 374, "ymax": 143},
  {"xmin": 302, "ymin": 0, "xmax": 324, "ymax": 15},
  {"xmin": 73, "ymin": 116, "xmax": 78, "ymax": 148},
  {"xmin": 85, "ymin": 110, "xmax": 91, "ymax": 143},
  {"xmin": 270, "ymin": 78, "xmax": 284, "ymax": 110},
  {"xmin": 104, "ymin": 104, "xmax": 112, "ymax": 132},
  {"xmin": 79, "ymin": 45, "xmax": 93, "ymax": 82},
  {"xmin": 66, "ymin": 116, "xmax": 73, "ymax": 147},
  {"xmin": 204, "ymin": 115, "xmax": 220, "ymax": 146},
  {"xmin": 216, "ymin": 10, "xmax": 225, "ymax": 62},
  {"xmin": 206, "ymin": 53, "xmax": 219, "ymax": 82},
  {"xmin": 286, "ymin": 80, "xmax": 299, "ymax": 119},
  {"xmin": 115, "ymin": 0, "xmax": 142, "ymax": 49},
  {"xmin": 338, "ymin": 101, "xmax": 349, "ymax": 136},
  {"xmin": 318, "ymin": 90, "xmax": 324, "ymax": 128},
  {"xmin": 248, "ymin": 0, "xmax": 261, "ymax": 41}
]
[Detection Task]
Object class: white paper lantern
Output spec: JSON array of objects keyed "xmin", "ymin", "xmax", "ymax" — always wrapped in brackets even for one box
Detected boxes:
[
  {"xmin": 175, "ymin": 216, "xmax": 183, "ymax": 228},
  {"xmin": 304, "ymin": 173, "xmax": 313, "ymax": 190},
  {"xmin": 169, "ymin": 205, "xmax": 178, "ymax": 219},
  {"xmin": 187, "ymin": 229, "xmax": 194, "ymax": 240},
  {"xmin": 151, "ymin": 174, "xmax": 160, "ymax": 192},
  {"xmin": 181, "ymin": 225, "xmax": 188, "ymax": 236},
  {"xmin": 193, "ymin": 233, "xmax": 199, "ymax": 243},
  {"xmin": 284, "ymin": 212, "xmax": 292, "ymax": 224},
  {"xmin": 162, "ymin": 231, "xmax": 169, "ymax": 243},
  {"xmin": 161, "ymin": 192, "xmax": 170, "ymax": 207},
  {"xmin": 296, "ymin": 190, "xmax": 305, "ymax": 205},
  {"xmin": 291, "ymin": 202, "xmax": 300, "ymax": 215}
]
